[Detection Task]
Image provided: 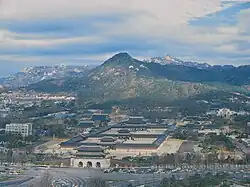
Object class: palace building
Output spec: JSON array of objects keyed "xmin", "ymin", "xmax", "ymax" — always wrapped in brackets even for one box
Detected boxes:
[{"xmin": 62, "ymin": 116, "xmax": 174, "ymax": 168}]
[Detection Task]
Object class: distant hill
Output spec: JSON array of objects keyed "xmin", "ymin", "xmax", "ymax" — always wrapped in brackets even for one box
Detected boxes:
[
  {"xmin": 144, "ymin": 55, "xmax": 211, "ymax": 69},
  {"xmin": 0, "ymin": 65, "xmax": 95, "ymax": 88},
  {"xmin": 144, "ymin": 62, "xmax": 250, "ymax": 86},
  {"xmin": 27, "ymin": 53, "xmax": 250, "ymax": 104}
]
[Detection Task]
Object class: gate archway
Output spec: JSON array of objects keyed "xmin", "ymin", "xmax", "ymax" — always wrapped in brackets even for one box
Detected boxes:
[
  {"xmin": 87, "ymin": 161, "xmax": 93, "ymax": 168},
  {"xmin": 96, "ymin": 162, "xmax": 101, "ymax": 168},
  {"xmin": 78, "ymin": 161, "xmax": 83, "ymax": 167}
]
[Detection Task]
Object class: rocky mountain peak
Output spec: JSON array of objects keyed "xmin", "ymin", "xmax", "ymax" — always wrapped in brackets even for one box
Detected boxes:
[
  {"xmin": 113, "ymin": 52, "xmax": 132, "ymax": 59},
  {"xmin": 103, "ymin": 52, "xmax": 135, "ymax": 66}
]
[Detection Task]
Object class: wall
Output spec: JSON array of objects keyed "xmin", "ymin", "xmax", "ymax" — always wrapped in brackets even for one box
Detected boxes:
[
  {"xmin": 108, "ymin": 148, "xmax": 157, "ymax": 157},
  {"xmin": 71, "ymin": 158, "xmax": 111, "ymax": 169}
]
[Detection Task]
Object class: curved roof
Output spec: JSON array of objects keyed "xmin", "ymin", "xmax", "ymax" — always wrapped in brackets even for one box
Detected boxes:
[
  {"xmin": 91, "ymin": 114, "xmax": 110, "ymax": 122},
  {"xmin": 60, "ymin": 134, "xmax": 86, "ymax": 146},
  {"xmin": 100, "ymin": 136, "xmax": 116, "ymax": 142},
  {"xmin": 126, "ymin": 116, "xmax": 145, "ymax": 124},
  {"xmin": 75, "ymin": 152, "xmax": 105, "ymax": 157},
  {"xmin": 76, "ymin": 145, "xmax": 103, "ymax": 152},
  {"xmin": 118, "ymin": 129, "xmax": 130, "ymax": 134},
  {"xmin": 98, "ymin": 142, "xmax": 116, "ymax": 146},
  {"xmin": 78, "ymin": 120, "xmax": 95, "ymax": 127}
]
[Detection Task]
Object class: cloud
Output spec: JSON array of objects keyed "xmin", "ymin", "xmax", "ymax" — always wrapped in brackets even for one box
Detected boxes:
[
  {"xmin": 215, "ymin": 44, "xmax": 237, "ymax": 52},
  {"xmin": 0, "ymin": 54, "xmax": 110, "ymax": 64},
  {"xmin": 0, "ymin": 0, "xmax": 224, "ymax": 21},
  {"xmin": 0, "ymin": 0, "xmax": 250, "ymax": 75},
  {"xmin": 0, "ymin": 31, "xmax": 104, "ymax": 47},
  {"xmin": 237, "ymin": 9, "xmax": 250, "ymax": 34}
]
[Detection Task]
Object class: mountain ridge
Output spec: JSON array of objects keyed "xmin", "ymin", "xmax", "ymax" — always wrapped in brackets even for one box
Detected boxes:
[
  {"xmin": 0, "ymin": 65, "xmax": 95, "ymax": 88},
  {"xmin": 26, "ymin": 53, "xmax": 250, "ymax": 104},
  {"xmin": 144, "ymin": 55, "xmax": 211, "ymax": 69},
  {"xmin": 144, "ymin": 55, "xmax": 250, "ymax": 70}
]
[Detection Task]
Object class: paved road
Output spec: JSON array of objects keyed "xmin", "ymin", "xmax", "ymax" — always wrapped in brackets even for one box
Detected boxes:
[
  {"xmin": 50, "ymin": 168, "xmax": 154, "ymax": 187},
  {"xmin": 48, "ymin": 167, "xmax": 250, "ymax": 187},
  {"xmin": 1, "ymin": 165, "xmax": 249, "ymax": 187},
  {"xmin": 11, "ymin": 168, "xmax": 46, "ymax": 187},
  {"xmin": 52, "ymin": 176, "xmax": 86, "ymax": 187}
]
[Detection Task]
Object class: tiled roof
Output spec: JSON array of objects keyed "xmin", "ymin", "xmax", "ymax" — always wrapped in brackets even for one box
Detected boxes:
[
  {"xmin": 118, "ymin": 129, "xmax": 130, "ymax": 133},
  {"xmin": 100, "ymin": 137, "xmax": 116, "ymax": 142},
  {"xmin": 60, "ymin": 134, "xmax": 86, "ymax": 145},
  {"xmin": 78, "ymin": 120, "xmax": 95, "ymax": 127},
  {"xmin": 98, "ymin": 142, "xmax": 116, "ymax": 146},
  {"xmin": 91, "ymin": 114, "xmax": 110, "ymax": 122},
  {"xmin": 75, "ymin": 152, "xmax": 105, "ymax": 156},
  {"xmin": 76, "ymin": 145, "xmax": 103, "ymax": 152}
]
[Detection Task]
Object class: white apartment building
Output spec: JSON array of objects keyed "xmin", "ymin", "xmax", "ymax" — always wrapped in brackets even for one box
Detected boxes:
[
  {"xmin": 217, "ymin": 108, "xmax": 235, "ymax": 118},
  {"xmin": 5, "ymin": 123, "xmax": 32, "ymax": 137}
]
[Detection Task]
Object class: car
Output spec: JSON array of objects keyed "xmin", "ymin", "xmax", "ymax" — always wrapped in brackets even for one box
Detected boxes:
[
  {"xmin": 128, "ymin": 169, "xmax": 136, "ymax": 174},
  {"xmin": 103, "ymin": 169, "xmax": 110, "ymax": 173},
  {"xmin": 172, "ymin": 167, "xmax": 181, "ymax": 173},
  {"xmin": 154, "ymin": 169, "xmax": 164, "ymax": 174}
]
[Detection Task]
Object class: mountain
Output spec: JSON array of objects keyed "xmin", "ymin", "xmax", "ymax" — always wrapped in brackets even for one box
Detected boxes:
[
  {"xmin": 0, "ymin": 85, "xmax": 5, "ymax": 93},
  {"xmin": 144, "ymin": 56, "xmax": 250, "ymax": 86},
  {"xmin": 144, "ymin": 55, "xmax": 211, "ymax": 69},
  {"xmin": 0, "ymin": 65, "xmax": 95, "ymax": 88},
  {"xmin": 144, "ymin": 62, "xmax": 250, "ymax": 86},
  {"xmin": 27, "ymin": 53, "xmax": 250, "ymax": 104}
]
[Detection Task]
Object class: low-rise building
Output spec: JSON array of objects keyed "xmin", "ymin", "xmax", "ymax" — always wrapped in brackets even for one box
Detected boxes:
[
  {"xmin": 5, "ymin": 123, "xmax": 32, "ymax": 137},
  {"xmin": 241, "ymin": 138, "xmax": 250, "ymax": 147},
  {"xmin": 77, "ymin": 120, "xmax": 95, "ymax": 133},
  {"xmin": 91, "ymin": 114, "xmax": 110, "ymax": 122}
]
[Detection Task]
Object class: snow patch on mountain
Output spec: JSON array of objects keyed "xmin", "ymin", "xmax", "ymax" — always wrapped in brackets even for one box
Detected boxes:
[
  {"xmin": 0, "ymin": 65, "xmax": 95, "ymax": 88},
  {"xmin": 144, "ymin": 55, "xmax": 211, "ymax": 69}
]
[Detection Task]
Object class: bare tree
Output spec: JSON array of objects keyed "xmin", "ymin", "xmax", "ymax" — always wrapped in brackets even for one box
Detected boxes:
[
  {"xmin": 204, "ymin": 153, "xmax": 209, "ymax": 169},
  {"xmin": 12, "ymin": 150, "xmax": 21, "ymax": 164},
  {"xmin": 0, "ymin": 150, "xmax": 6, "ymax": 165},
  {"xmin": 186, "ymin": 153, "xmax": 192, "ymax": 166},
  {"xmin": 161, "ymin": 154, "xmax": 170, "ymax": 168},
  {"xmin": 170, "ymin": 153, "xmax": 175, "ymax": 167},
  {"xmin": 194, "ymin": 153, "xmax": 202, "ymax": 168},
  {"xmin": 38, "ymin": 145, "xmax": 47, "ymax": 154},
  {"xmin": 207, "ymin": 153, "xmax": 215, "ymax": 169},
  {"xmin": 174, "ymin": 153, "xmax": 181, "ymax": 168}
]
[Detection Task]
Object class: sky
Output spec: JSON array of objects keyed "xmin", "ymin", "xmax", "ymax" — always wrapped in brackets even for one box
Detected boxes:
[{"xmin": 0, "ymin": 0, "xmax": 250, "ymax": 76}]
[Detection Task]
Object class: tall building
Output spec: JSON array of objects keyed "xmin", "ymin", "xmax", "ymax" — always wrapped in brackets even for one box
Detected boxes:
[{"xmin": 5, "ymin": 123, "xmax": 32, "ymax": 137}]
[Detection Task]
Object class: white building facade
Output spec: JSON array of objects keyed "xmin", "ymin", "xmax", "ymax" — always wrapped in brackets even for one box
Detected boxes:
[
  {"xmin": 5, "ymin": 123, "xmax": 32, "ymax": 137},
  {"xmin": 70, "ymin": 158, "xmax": 111, "ymax": 169},
  {"xmin": 217, "ymin": 108, "xmax": 235, "ymax": 118}
]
